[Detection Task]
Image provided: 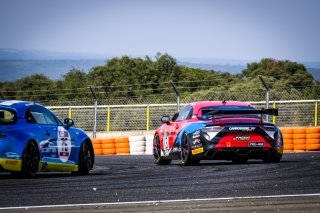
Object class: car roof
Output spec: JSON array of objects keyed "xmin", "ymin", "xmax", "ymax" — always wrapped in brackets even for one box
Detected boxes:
[
  {"xmin": 0, "ymin": 100, "xmax": 43, "ymax": 117},
  {"xmin": 186, "ymin": 101, "xmax": 254, "ymax": 114}
]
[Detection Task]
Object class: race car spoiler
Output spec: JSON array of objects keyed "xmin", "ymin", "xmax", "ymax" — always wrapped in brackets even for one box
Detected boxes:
[{"xmin": 206, "ymin": 108, "xmax": 278, "ymax": 116}]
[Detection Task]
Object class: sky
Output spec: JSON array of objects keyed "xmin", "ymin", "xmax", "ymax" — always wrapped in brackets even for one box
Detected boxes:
[{"xmin": 0, "ymin": 0, "xmax": 319, "ymax": 62}]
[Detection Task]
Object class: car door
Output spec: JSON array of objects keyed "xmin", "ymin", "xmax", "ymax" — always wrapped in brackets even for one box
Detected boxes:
[
  {"xmin": 162, "ymin": 106, "xmax": 193, "ymax": 155},
  {"xmin": 26, "ymin": 106, "xmax": 73, "ymax": 164}
]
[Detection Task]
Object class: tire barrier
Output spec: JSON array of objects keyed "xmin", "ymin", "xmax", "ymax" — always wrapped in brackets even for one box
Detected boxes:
[
  {"xmin": 145, "ymin": 134, "xmax": 154, "ymax": 155},
  {"xmin": 129, "ymin": 135, "xmax": 146, "ymax": 155},
  {"xmin": 92, "ymin": 127, "xmax": 320, "ymax": 155},
  {"xmin": 281, "ymin": 127, "xmax": 320, "ymax": 152}
]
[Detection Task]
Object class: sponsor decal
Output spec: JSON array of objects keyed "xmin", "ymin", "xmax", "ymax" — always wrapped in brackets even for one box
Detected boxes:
[
  {"xmin": 226, "ymin": 142, "xmax": 231, "ymax": 147},
  {"xmin": 233, "ymin": 136, "xmax": 250, "ymax": 141},
  {"xmin": 163, "ymin": 132, "xmax": 170, "ymax": 155},
  {"xmin": 249, "ymin": 142, "xmax": 264, "ymax": 147},
  {"xmin": 193, "ymin": 130, "xmax": 201, "ymax": 139},
  {"xmin": 229, "ymin": 127, "xmax": 256, "ymax": 131},
  {"xmin": 192, "ymin": 138, "xmax": 201, "ymax": 144},
  {"xmin": 192, "ymin": 147, "xmax": 204, "ymax": 155},
  {"xmin": 57, "ymin": 126, "xmax": 72, "ymax": 162}
]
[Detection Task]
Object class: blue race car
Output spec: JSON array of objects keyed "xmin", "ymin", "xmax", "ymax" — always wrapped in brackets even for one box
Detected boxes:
[{"xmin": 0, "ymin": 100, "xmax": 94, "ymax": 177}]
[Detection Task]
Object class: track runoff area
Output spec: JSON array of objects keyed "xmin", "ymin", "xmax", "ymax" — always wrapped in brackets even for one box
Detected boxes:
[{"xmin": 1, "ymin": 152, "xmax": 320, "ymax": 212}]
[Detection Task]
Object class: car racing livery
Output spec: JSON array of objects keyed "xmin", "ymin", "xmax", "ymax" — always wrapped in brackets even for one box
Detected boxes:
[
  {"xmin": 0, "ymin": 100, "xmax": 94, "ymax": 177},
  {"xmin": 153, "ymin": 101, "xmax": 283, "ymax": 165}
]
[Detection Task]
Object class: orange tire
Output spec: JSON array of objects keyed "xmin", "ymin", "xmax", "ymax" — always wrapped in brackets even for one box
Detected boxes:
[
  {"xmin": 306, "ymin": 139, "xmax": 320, "ymax": 144},
  {"xmin": 92, "ymin": 139, "xmax": 102, "ymax": 144},
  {"xmin": 294, "ymin": 144, "xmax": 306, "ymax": 150},
  {"xmin": 284, "ymin": 144, "xmax": 294, "ymax": 150},
  {"xmin": 293, "ymin": 128, "xmax": 306, "ymax": 134},
  {"xmin": 293, "ymin": 139, "xmax": 306, "ymax": 145},
  {"xmin": 103, "ymin": 148, "xmax": 116, "ymax": 155},
  {"xmin": 101, "ymin": 138, "xmax": 115, "ymax": 144},
  {"xmin": 306, "ymin": 144, "xmax": 320, "ymax": 151},
  {"xmin": 282, "ymin": 134, "xmax": 293, "ymax": 139},
  {"xmin": 283, "ymin": 138, "xmax": 293, "ymax": 144},
  {"xmin": 102, "ymin": 143, "xmax": 115, "ymax": 149},
  {"xmin": 115, "ymin": 137, "xmax": 129, "ymax": 143},
  {"xmin": 116, "ymin": 142, "xmax": 129, "ymax": 149},
  {"xmin": 93, "ymin": 144, "xmax": 102, "ymax": 149},
  {"xmin": 305, "ymin": 127, "xmax": 320, "ymax": 134},
  {"xmin": 306, "ymin": 133, "xmax": 320, "ymax": 139},
  {"xmin": 94, "ymin": 148, "xmax": 103, "ymax": 155},
  {"xmin": 116, "ymin": 147, "xmax": 130, "ymax": 154},
  {"xmin": 280, "ymin": 128, "xmax": 294, "ymax": 134},
  {"xmin": 293, "ymin": 134, "xmax": 305, "ymax": 139}
]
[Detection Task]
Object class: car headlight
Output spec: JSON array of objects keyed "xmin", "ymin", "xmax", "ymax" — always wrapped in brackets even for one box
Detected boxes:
[{"xmin": 202, "ymin": 126, "xmax": 223, "ymax": 141}]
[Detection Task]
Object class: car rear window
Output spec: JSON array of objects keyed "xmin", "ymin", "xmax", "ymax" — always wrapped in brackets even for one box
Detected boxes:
[
  {"xmin": 0, "ymin": 108, "xmax": 17, "ymax": 124},
  {"xmin": 200, "ymin": 106, "xmax": 260, "ymax": 120}
]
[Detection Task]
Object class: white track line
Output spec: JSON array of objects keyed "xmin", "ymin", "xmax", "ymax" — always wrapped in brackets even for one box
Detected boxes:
[{"xmin": 1, "ymin": 193, "xmax": 320, "ymax": 210}]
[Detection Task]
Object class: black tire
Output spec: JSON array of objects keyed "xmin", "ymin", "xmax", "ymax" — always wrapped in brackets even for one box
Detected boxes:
[
  {"xmin": 20, "ymin": 142, "xmax": 40, "ymax": 178},
  {"xmin": 153, "ymin": 134, "xmax": 172, "ymax": 165},
  {"xmin": 181, "ymin": 133, "xmax": 200, "ymax": 166},
  {"xmin": 263, "ymin": 150, "xmax": 282, "ymax": 163},
  {"xmin": 75, "ymin": 142, "xmax": 93, "ymax": 175}
]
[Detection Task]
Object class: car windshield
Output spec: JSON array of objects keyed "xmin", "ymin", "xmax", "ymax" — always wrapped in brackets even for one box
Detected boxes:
[
  {"xmin": 0, "ymin": 108, "xmax": 17, "ymax": 124},
  {"xmin": 199, "ymin": 106, "xmax": 260, "ymax": 120}
]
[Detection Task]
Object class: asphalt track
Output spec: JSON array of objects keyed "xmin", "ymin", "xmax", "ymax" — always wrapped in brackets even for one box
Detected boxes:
[{"xmin": 0, "ymin": 152, "xmax": 320, "ymax": 212}]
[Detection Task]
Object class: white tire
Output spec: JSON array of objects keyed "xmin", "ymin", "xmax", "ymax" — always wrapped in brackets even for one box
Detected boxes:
[
  {"xmin": 145, "ymin": 135, "xmax": 154, "ymax": 141},
  {"xmin": 129, "ymin": 141, "xmax": 146, "ymax": 147},
  {"xmin": 130, "ymin": 146, "xmax": 145, "ymax": 152},
  {"xmin": 129, "ymin": 135, "xmax": 145, "ymax": 142},
  {"xmin": 145, "ymin": 150, "xmax": 153, "ymax": 155},
  {"xmin": 130, "ymin": 151, "xmax": 145, "ymax": 155},
  {"xmin": 146, "ymin": 140, "xmax": 153, "ymax": 146}
]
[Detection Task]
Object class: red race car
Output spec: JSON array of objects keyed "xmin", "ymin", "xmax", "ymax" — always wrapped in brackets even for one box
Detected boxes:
[{"xmin": 153, "ymin": 101, "xmax": 283, "ymax": 165}]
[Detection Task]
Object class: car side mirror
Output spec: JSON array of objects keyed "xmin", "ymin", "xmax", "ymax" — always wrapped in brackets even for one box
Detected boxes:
[
  {"xmin": 64, "ymin": 118, "xmax": 74, "ymax": 128},
  {"xmin": 161, "ymin": 115, "xmax": 170, "ymax": 124}
]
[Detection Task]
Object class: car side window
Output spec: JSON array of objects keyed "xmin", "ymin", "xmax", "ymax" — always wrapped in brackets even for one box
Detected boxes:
[
  {"xmin": 175, "ymin": 106, "xmax": 193, "ymax": 121},
  {"xmin": 26, "ymin": 106, "xmax": 58, "ymax": 125}
]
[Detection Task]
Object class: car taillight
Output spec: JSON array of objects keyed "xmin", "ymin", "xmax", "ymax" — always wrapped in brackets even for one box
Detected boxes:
[
  {"xmin": 261, "ymin": 126, "xmax": 277, "ymax": 139},
  {"xmin": 202, "ymin": 126, "xmax": 223, "ymax": 141}
]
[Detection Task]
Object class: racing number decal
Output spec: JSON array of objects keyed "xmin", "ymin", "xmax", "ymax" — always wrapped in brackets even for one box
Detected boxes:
[
  {"xmin": 57, "ymin": 126, "xmax": 71, "ymax": 163},
  {"xmin": 163, "ymin": 132, "xmax": 170, "ymax": 155}
]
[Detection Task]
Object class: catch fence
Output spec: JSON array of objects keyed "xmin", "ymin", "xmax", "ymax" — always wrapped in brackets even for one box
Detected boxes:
[{"xmin": 47, "ymin": 100, "xmax": 319, "ymax": 132}]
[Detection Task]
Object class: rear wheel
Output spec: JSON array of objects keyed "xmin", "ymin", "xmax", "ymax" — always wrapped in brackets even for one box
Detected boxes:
[
  {"xmin": 181, "ymin": 133, "xmax": 200, "ymax": 166},
  {"xmin": 153, "ymin": 134, "xmax": 171, "ymax": 165},
  {"xmin": 263, "ymin": 150, "xmax": 282, "ymax": 163},
  {"xmin": 75, "ymin": 142, "xmax": 93, "ymax": 175},
  {"xmin": 20, "ymin": 142, "xmax": 39, "ymax": 178}
]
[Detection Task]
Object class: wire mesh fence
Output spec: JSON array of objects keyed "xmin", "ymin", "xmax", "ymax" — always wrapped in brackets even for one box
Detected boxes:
[{"xmin": 46, "ymin": 97, "xmax": 319, "ymax": 132}]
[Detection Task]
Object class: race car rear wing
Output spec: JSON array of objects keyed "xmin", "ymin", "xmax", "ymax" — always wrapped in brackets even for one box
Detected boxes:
[{"xmin": 206, "ymin": 108, "xmax": 278, "ymax": 116}]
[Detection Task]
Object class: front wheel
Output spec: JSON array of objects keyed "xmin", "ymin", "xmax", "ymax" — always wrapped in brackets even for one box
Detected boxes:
[
  {"xmin": 153, "ymin": 134, "xmax": 171, "ymax": 165},
  {"xmin": 181, "ymin": 133, "xmax": 200, "ymax": 166},
  {"xmin": 75, "ymin": 142, "xmax": 93, "ymax": 175}
]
